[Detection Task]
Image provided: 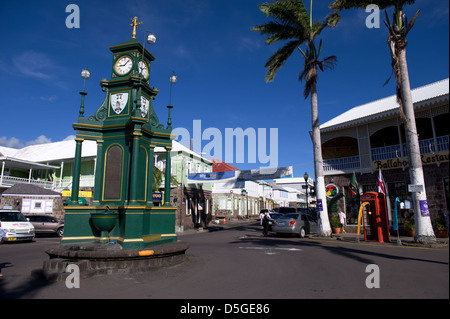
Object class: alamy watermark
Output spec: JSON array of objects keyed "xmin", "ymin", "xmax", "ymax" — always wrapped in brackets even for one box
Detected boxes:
[
  {"xmin": 65, "ymin": 264, "xmax": 80, "ymax": 289},
  {"xmin": 366, "ymin": 4, "xmax": 381, "ymax": 29},
  {"xmin": 65, "ymin": 4, "xmax": 80, "ymax": 29},
  {"xmin": 365, "ymin": 264, "xmax": 380, "ymax": 289},
  {"xmin": 173, "ymin": 120, "xmax": 279, "ymax": 168}
]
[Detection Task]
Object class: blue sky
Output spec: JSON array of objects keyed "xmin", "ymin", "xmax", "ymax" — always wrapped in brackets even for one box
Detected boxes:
[{"xmin": 0, "ymin": 0, "xmax": 448, "ymax": 178}]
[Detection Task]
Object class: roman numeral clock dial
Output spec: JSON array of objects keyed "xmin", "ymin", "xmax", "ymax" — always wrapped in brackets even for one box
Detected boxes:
[{"xmin": 115, "ymin": 56, "xmax": 133, "ymax": 75}]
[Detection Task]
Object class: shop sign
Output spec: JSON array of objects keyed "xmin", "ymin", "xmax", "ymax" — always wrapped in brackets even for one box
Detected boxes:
[
  {"xmin": 372, "ymin": 151, "xmax": 449, "ymax": 171},
  {"xmin": 152, "ymin": 192, "xmax": 163, "ymax": 201},
  {"xmin": 325, "ymin": 184, "xmax": 338, "ymax": 199},
  {"xmin": 62, "ymin": 190, "xmax": 93, "ymax": 198}
]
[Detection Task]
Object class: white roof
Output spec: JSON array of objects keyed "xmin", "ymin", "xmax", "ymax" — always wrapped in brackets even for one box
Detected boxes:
[
  {"xmin": 0, "ymin": 146, "xmax": 18, "ymax": 157},
  {"xmin": 321, "ymin": 78, "xmax": 449, "ymax": 132},
  {"xmin": 12, "ymin": 140, "xmax": 97, "ymax": 163},
  {"xmin": 155, "ymin": 141, "xmax": 213, "ymax": 164},
  {"xmin": 5, "ymin": 138, "xmax": 211, "ymax": 165}
]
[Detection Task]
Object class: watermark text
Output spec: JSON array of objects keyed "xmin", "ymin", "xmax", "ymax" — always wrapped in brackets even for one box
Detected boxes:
[{"xmin": 65, "ymin": 4, "xmax": 80, "ymax": 29}]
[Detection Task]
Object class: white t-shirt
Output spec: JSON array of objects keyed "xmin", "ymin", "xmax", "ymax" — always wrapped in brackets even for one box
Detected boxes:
[{"xmin": 338, "ymin": 212, "xmax": 346, "ymax": 225}]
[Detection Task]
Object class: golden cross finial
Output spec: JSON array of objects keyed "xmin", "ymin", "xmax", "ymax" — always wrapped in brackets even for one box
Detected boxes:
[{"xmin": 130, "ymin": 16, "xmax": 143, "ymax": 39}]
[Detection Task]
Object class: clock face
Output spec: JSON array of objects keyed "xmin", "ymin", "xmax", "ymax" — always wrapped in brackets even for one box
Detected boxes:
[
  {"xmin": 115, "ymin": 56, "xmax": 133, "ymax": 75},
  {"xmin": 138, "ymin": 60, "xmax": 148, "ymax": 79}
]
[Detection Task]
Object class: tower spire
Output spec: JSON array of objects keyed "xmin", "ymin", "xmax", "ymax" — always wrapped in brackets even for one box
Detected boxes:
[{"xmin": 130, "ymin": 16, "xmax": 143, "ymax": 39}]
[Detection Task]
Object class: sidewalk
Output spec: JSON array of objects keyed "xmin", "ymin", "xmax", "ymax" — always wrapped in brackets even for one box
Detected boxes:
[{"xmin": 326, "ymin": 232, "xmax": 449, "ymax": 248}]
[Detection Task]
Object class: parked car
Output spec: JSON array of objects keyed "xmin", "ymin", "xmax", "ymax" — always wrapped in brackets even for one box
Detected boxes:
[
  {"xmin": 267, "ymin": 213, "xmax": 283, "ymax": 231},
  {"xmin": 272, "ymin": 212, "xmax": 319, "ymax": 238},
  {"xmin": 0, "ymin": 209, "xmax": 35, "ymax": 243},
  {"xmin": 27, "ymin": 215, "xmax": 64, "ymax": 237}
]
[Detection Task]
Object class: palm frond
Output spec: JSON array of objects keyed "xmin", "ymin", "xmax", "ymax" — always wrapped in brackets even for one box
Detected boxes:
[
  {"xmin": 405, "ymin": 9, "xmax": 420, "ymax": 36},
  {"xmin": 252, "ymin": 0, "xmax": 339, "ymax": 89},
  {"xmin": 251, "ymin": 21, "xmax": 303, "ymax": 45},
  {"xmin": 321, "ymin": 55, "xmax": 338, "ymax": 72},
  {"xmin": 265, "ymin": 39, "xmax": 303, "ymax": 82}
]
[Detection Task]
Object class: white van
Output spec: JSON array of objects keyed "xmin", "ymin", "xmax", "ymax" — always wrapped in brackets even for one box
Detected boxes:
[{"xmin": 0, "ymin": 209, "xmax": 35, "ymax": 243}]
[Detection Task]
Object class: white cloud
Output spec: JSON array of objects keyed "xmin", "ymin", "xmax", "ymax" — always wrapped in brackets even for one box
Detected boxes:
[
  {"xmin": 0, "ymin": 135, "xmax": 78, "ymax": 150},
  {"xmin": 25, "ymin": 135, "xmax": 53, "ymax": 146},
  {"xmin": 63, "ymin": 135, "xmax": 76, "ymax": 141},
  {"xmin": 0, "ymin": 136, "xmax": 23, "ymax": 149},
  {"xmin": 238, "ymin": 36, "xmax": 262, "ymax": 52},
  {"xmin": 40, "ymin": 95, "xmax": 58, "ymax": 102},
  {"xmin": 13, "ymin": 51, "xmax": 54, "ymax": 80}
]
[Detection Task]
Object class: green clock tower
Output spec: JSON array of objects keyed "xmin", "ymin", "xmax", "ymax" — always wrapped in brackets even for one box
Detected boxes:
[{"xmin": 62, "ymin": 17, "xmax": 177, "ymax": 250}]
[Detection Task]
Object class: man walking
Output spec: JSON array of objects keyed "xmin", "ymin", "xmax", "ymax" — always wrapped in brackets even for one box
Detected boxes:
[
  {"xmin": 338, "ymin": 211, "xmax": 347, "ymax": 234},
  {"xmin": 260, "ymin": 210, "xmax": 271, "ymax": 237}
]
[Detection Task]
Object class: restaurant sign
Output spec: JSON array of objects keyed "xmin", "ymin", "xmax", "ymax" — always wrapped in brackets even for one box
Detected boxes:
[{"xmin": 372, "ymin": 151, "xmax": 449, "ymax": 171}]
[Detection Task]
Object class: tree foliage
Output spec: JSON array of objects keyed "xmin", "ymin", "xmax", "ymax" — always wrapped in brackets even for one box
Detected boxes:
[{"xmin": 252, "ymin": 0, "xmax": 340, "ymax": 93}]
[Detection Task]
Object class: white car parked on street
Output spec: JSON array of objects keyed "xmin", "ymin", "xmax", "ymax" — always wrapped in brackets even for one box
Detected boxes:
[{"xmin": 0, "ymin": 209, "xmax": 35, "ymax": 243}]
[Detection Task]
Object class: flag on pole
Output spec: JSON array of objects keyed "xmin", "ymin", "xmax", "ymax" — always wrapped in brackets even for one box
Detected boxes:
[
  {"xmin": 349, "ymin": 172, "xmax": 359, "ymax": 198},
  {"xmin": 377, "ymin": 169, "xmax": 386, "ymax": 195}
]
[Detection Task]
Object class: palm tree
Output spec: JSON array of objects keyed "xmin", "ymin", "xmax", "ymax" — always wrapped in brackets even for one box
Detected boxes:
[
  {"xmin": 329, "ymin": 0, "xmax": 436, "ymax": 243},
  {"xmin": 252, "ymin": 0, "xmax": 340, "ymax": 236}
]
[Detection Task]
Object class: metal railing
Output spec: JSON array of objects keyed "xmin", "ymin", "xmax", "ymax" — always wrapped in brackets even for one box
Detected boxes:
[
  {"xmin": 0, "ymin": 176, "xmax": 95, "ymax": 191},
  {"xmin": 324, "ymin": 135, "xmax": 449, "ymax": 173},
  {"xmin": 0, "ymin": 175, "xmax": 54, "ymax": 190},
  {"xmin": 323, "ymin": 156, "xmax": 361, "ymax": 172}
]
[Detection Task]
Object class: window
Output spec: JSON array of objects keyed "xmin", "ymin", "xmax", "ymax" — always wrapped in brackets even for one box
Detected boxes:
[
  {"xmin": 21, "ymin": 199, "xmax": 53, "ymax": 214},
  {"xmin": 219, "ymin": 198, "xmax": 226, "ymax": 210}
]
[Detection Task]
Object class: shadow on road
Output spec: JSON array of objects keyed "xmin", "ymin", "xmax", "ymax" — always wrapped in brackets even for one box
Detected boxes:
[
  {"xmin": 0, "ymin": 261, "xmax": 55, "ymax": 299},
  {"xmin": 227, "ymin": 224, "xmax": 449, "ymax": 267}
]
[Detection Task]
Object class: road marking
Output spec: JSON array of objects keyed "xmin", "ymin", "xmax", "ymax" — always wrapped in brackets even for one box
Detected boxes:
[{"xmin": 239, "ymin": 247, "xmax": 302, "ymax": 252}]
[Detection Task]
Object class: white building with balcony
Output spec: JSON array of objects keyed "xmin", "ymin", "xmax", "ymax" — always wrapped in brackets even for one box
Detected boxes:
[{"xmin": 320, "ymin": 78, "xmax": 449, "ymax": 227}]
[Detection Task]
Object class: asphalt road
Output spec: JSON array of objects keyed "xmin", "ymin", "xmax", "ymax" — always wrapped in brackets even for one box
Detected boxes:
[{"xmin": 1, "ymin": 224, "xmax": 448, "ymax": 300}]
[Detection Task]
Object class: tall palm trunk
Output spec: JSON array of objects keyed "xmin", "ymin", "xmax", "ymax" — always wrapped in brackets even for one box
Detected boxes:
[
  {"xmin": 397, "ymin": 48, "xmax": 435, "ymax": 242},
  {"xmin": 310, "ymin": 79, "xmax": 331, "ymax": 236}
]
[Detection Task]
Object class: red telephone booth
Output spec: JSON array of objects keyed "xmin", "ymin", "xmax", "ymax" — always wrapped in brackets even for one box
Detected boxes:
[{"xmin": 360, "ymin": 192, "xmax": 390, "ymax": 243}]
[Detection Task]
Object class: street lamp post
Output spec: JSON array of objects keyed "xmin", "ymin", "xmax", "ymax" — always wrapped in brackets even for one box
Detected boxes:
[
  {"xmin": 136, "ymin": 31, "xmax": 156, "ymax": 117},
  {"xmin": 79, "ymin": 66, "xmax": 90, "ymax": 120},
  {"xmin": 304, "ymin": 172, "xmax": 309, "ymax": 210},
  {"xmin": 167, "ymin": 72, "xmax": 177, "ymax": 129},
  {"xmin": 241, "ymin": 189, "xmax": 248, "ymax": 219},
  {"xmin": 139, "ymin": 31, "xmax": 156, "ymax": 81}
]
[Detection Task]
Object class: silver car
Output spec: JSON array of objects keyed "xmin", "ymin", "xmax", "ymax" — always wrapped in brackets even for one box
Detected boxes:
[
  {"xmin": 272, "ymin": 212, "xmax": 319, "ymax": 238},
  {"xmin": 267, "ymin": 213, "xmax": 283, "ymax": 231},
  {"xmin": 27, "ymin": 215, "xmax": 64, "ymax": 237}
]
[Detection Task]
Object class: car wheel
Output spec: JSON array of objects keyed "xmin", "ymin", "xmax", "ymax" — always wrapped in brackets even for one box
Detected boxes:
[
  {"xmin": 57, "ymin": 227, "xmax": 64, "ymax": 237},
  {"xmin": 299, "ymin": 227, "xmax": 306, "ymax": 238}
]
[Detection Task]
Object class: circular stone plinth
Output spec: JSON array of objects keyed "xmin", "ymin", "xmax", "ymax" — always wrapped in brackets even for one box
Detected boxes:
[
  {"xmin": 33, "ymin": 241, "xmax": 189, "ymax": 281},
  {"xmin": 45, "ymin": 241, "xmax": 189, "ymax": 260}
]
